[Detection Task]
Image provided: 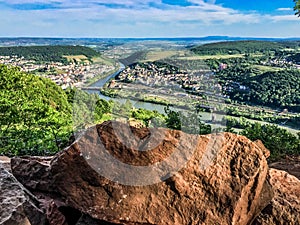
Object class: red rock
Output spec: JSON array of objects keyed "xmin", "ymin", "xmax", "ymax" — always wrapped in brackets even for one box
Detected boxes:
[
  {"xmin": 253, "ymin": 168, "xmax": 300, "ymax": 225},
  {"xmin": 269, "ymin": 155, "xmax": 300, "ymax": 180},
  {"xmin": 12, "ymin": 121, "xmax": 273, "ymax": 225}
]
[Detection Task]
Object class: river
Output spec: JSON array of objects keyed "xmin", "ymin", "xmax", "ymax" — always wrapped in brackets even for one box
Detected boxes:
[
  {"xmin": 86, "ymin": 63, "xmax": 185, "ymax": 115},
  {"xmin": 86, "ymin": 63, "xmax": 299, "ymax": 134}
]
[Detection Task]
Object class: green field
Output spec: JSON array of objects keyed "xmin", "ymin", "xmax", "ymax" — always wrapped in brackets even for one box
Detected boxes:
[
  {"xmin": 142, "ymin": 50, "xmax": 182, "ymax": 62},
  {"xmin": 92, "ymin": 56, "xmax": 116, "ymax": 66}
]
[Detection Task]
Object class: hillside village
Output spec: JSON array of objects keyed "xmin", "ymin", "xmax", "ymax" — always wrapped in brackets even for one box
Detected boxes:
[{"xmin": 0, "ymin": 55, "xmax": 115, "ymax": 88}]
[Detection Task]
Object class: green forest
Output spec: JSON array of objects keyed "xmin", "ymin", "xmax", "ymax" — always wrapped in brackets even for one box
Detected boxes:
[
  {"xmin": 191, "ymin": 40, "xmax": 300, "ymax": 56},
  {"xmin": 190, "ymin": 41, "xmax": 284, "ymax": 55},
  {"xmin": 216, "ymin": 66, "xmax": 300, "ymax": 110},
  {"xmin": 0, "ymin": 45, "xmax": 100, "ymax": 64}
]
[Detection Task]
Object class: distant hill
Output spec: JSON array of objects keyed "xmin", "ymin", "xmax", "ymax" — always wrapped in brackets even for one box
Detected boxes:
[
  {"xmin": 0, "ymin": 45, "xmax": 100, "ymax": 63},
  {"xmin": 1, "ymin": 37, "xmax": 300, "ymax": 47},
  {"xmin": 190, "ymin": 40, "xmax": 284, "ymax": 55}
]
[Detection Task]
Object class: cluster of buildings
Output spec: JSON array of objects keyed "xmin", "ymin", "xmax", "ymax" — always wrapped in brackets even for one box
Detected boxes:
[
  {"xmin": 0, "ymin": 55, "xmax": 115, "ymax": 89},
  {"xmin": 115, "ymin": 62, "xmax": 222, "ymax": 96}
]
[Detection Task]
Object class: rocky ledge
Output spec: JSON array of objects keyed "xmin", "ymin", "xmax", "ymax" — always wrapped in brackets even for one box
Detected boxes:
[{"xmin": 0, "ymin": 121, "xmax": 299, "ymax": 225}]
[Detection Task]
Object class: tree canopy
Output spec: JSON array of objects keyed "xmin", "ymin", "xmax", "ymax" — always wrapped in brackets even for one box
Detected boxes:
[
  {"xmin": 0, "ymin": 64, "xmax": 72, "ymax": 155},
  {"xmin": 191, "ymin": 41, "xmax": 283, "ymax": 55}
]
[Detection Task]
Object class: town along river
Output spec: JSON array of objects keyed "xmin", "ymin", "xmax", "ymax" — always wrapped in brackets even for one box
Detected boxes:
[
  {"xmin": 85, "ymin": 64, "xmax": 299, "ymax": 134},
  {"xmin": 86, "ymin": 63, "xmax": 186, "ymax": 116},
  {"xmin": 85, "ymin": 64, "xmax": 218, "ymax": 121}
]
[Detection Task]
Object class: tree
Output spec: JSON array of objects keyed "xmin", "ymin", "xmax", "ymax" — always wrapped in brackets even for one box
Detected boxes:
[
  {"xmin": 164, "ymin": 106, "xmax": 212, "ymax": 135},
  {"xmin": 164, "ymin": 106, "xmax": 181, "ymax": 130},
  {"xmin": 295, "ymin": 0, "xmax": 300, "ymax": 16},
  {"xmin": 240, "ymin": 123, "xmax": 300, "ymax": 160},
  {"xmin": 66, "ymin": 88, "xmax": 112, "ymax": 130},
  {"xmin": 0, "ymin": 65, "xmax": 72, "ymax": 156}
]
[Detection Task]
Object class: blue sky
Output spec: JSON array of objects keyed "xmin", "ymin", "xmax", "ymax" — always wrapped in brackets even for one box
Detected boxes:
[{"xmin": 0, "ymin": 0, "xmax": 298, "ymax": 37}]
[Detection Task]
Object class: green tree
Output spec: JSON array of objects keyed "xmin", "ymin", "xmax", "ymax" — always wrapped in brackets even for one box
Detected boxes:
[
  {"xmin": 164, "ymin": 106, "xmax": 181, "ymax": 130},
  {"xmin": 164, "ymin": 106, "xmax": 212, "ymax": 135},
  {"xmin": 0, "ymin": 65, "xmax": 72, "ymax": 156},
  {"xmin": 240, "ymin": 123, "xmax": 300, "ymax": 160},
  {"xmin": 131, "ymin": 108, "xmax": 165, "ymax": 127},
  {"xmin": 295, "ymin": 0, "xmax": 300, "ymax": 16},
  {"xmin": 67, "ymin": 88, "xmax": 112, "ymax": 130}
]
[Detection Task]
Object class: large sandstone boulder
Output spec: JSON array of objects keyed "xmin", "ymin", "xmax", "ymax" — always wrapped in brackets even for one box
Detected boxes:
[
  {"xmin": 253, "ymin": 168, "xmax": 300, "ymax": 225},
  {"xmin": 11, "ymin": 121, "xmax": 273, "ymax": 225},
  {"xmin": 0, "ymin": 165, "xmax": 46, "ymax": 225}
]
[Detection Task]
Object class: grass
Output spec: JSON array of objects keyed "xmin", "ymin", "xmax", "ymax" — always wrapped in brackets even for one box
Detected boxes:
[
  {"xmin": 143, "ymin": 95, "xmax": 170, "ymax": 105},
  {"xmin": 143, "ymin": 51, "xmax": 181, "ymax": 62}
]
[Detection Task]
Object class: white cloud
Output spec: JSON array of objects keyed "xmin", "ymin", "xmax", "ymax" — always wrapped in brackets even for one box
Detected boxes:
[
  {"xmin": 277, "ymin": 7, "xmax": 293, "ymax": 11},
  {"xmin": 0, "ymin": 0, "xmax": 299, "ymax": 37},
  {"xmin": 269, "ymin": 15, "xmax": 299, "ymax": 22}
]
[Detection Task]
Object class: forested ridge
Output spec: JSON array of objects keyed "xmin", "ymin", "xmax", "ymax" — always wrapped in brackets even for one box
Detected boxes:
[
  {"xmin": 0, "ymin": 45, "xmax": 100, "ymax": 63},
  {"xmin": 190, "ymin": 40, "xmax": 285, "ymax": 55},
  {"xmin": 215, "ymin": 66, "xmax": 300, "ymax": 110}
]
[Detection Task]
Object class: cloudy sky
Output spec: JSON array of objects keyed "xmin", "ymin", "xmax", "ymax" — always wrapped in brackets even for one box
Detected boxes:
[{"xmin": 0, "ymin": 0, "xmax": 299, "ymax": 38}]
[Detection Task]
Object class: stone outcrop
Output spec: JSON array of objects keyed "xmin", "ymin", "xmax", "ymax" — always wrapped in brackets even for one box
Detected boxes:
[
  {"xmin": 269, "ymin": 155, "xmax": 300, "ymax": 180},
  {"xmin": 253, "ymin": 168, "xmax": 300, "ymax": 225},
  {"xmin": 11, "ymin": 121, "xmax": 273, "ymax": 225},
  {"xmin": 0, "ymin": 164, "xmax": 46, "ymax": 225}
]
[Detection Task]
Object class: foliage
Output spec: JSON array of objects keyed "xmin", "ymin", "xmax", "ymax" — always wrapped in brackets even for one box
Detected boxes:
[
  {"xmin": 131, "ymin": 108, "xmax": 165, "ymax": 127},
  {"xmin": 191, "ymin": 41, "xmax": 283, "ymax": 55},
  {"xmin": 240, "ymin": 123, "xmax": 300, "ymax": 160},
  {"xmin": 0, "ymin": 45, "xmax": 100, "ymax": 64},
  {"xmin": 112, "ymin": 100, "xmax": 133, "ymax": 118},
  {"xmin": 165, "ymin": 106, "xmax": 182, "ymax": 130},
  {"xmin": 65, "ymin": 88, "xmax": 112, "ymax": 130},
  {"xmin": 214, "ymin": 60, "xmax": 300, "ymax": 110},
  {"xmin": 0, "ymin": 64, "xmax": 72, "ymax": 156},
  {"xmin": 164, "ymin": 106, "xmax": 211, "ymax": 135},
  {"xmin": 295, "ymin": 0, "xmax": 300, "ymax": 16},
  {"xmin": 248, "ymin": 70, "xmax": 300, "ymax": 108},
  {"xmin": 223, "ymin": 116, "xmax": 251, "ymax": 129},
  {"xmin": 0, "ymin": 67, "xmax": 113, "ymax": 157}
]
